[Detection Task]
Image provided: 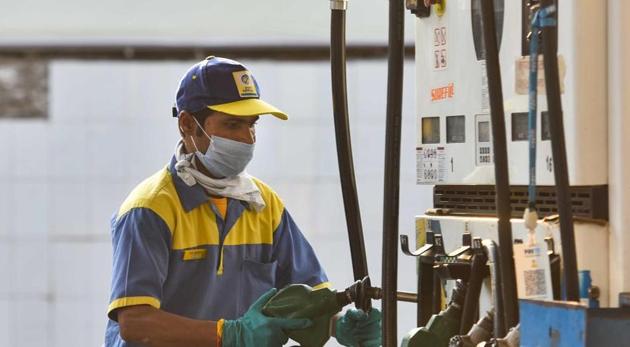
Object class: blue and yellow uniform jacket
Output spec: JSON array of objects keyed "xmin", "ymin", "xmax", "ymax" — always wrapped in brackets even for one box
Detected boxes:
[{"xmin": 105, "ymin": 157, "xmax": 329, "ymax": 346}]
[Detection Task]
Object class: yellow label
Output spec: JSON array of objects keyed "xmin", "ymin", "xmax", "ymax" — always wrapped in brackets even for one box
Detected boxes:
[
  {"xmin": 415, "ymin": 217, "xmax": 427, "ymax": 248},
  {"xmin": 435, "ymin": 0, "xmax": 446, "ymax": 17},
  {"xmin": 182, "ymin": 248, "xmax": 208, "ymax": 261},
  {"xmin": 232, "ymin": 71, "xmax": 259, "ymax": 97}
]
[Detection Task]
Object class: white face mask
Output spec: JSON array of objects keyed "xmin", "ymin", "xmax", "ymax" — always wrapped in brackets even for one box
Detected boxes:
[{"xmin": 190, "ymin": 118, "xmax": 255, "ymax": 178}]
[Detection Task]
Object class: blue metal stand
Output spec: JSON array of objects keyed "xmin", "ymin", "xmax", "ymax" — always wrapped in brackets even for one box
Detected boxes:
[{"xmin": 520, "ymin": 299, "xmax": 630, "ymax": 347}]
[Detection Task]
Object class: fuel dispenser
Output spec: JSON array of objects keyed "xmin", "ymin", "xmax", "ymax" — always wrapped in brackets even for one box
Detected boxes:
[
  {"xmin": 410, "ymin": 0, "xmax": 609, "ymax": 310},
  {"xmin": 267, "ymin": 0, "xmax": 626, "ymax": 346},
  {"xmin": 403, "ymin": 0, "xmax": 611, "ymax": 346},
  {"xmin": 390, "ymin": 0, "xmax": 630, "ymax": 345}
]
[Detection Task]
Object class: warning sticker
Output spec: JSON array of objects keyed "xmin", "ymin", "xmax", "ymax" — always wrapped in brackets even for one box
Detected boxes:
[
  {"xmin": 432, "ymin": 26, "xmax": 448, "ymax": 71},
  {"xmin": 416, "ymin": 146, "xmax": 446, "ymax": 184}
]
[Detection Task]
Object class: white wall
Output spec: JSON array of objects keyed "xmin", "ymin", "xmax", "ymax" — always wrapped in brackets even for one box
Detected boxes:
[
  {"xmin": 0, "ymin": 58, "xmax": 431, "ymax": 346},
  {"xmin": 0, "ymin": 0, "xmax": 416, "ymax": 45}
]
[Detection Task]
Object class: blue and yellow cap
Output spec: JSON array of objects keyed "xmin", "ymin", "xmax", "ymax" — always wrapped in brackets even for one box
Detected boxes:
[{"xmin": 174, "ymin": 56, "xmax": 288, "ymax": 120}]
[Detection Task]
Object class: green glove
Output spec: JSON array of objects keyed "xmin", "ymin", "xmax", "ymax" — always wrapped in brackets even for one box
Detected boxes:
[
  {"xmin": 222, "ymin": 288, "xmax": 313, "ymax": 347},
  {"xmin": 335, "ymin": 308, "xmax": 382, "ymax": 347}
]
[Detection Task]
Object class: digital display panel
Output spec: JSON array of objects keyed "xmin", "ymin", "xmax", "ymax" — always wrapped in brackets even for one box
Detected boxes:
[
  {"xmin": 541, "ymin": 111, "xmax": 551, "ymax": 140},
  {"xmin": 422, "ymin": 117, "xmax": 441, "ymax": 144},
  {"xmin": 446, "ymin": 115, "xmax": 466, "ymax": 143},
  {"xmin": 511, "ymin": 112, "xmax": 528, "ymax": 141},
  {"xmin": 478, "ymin": 121, "xmax": 490, "ymax": 143}
]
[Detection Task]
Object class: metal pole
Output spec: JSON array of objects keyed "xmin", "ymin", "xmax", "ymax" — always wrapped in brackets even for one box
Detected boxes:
[
  {"xmin": 479, "ymin": 0, "xmax": 519, "ymax": 329},
  {"xmin": 397, "ymin": 291, "xmax": 419, "ymax": 303}
]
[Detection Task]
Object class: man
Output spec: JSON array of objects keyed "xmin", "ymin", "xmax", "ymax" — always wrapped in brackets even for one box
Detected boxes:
[{"xmin": 105, "ymin": 56, "xmax": 381, "ymax": 346}]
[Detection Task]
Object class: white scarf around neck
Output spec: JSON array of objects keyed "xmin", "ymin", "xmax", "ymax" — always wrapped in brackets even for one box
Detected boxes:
[{"xmin": 173, "ymin": 140, "xmax": 266, "ymax": 212}]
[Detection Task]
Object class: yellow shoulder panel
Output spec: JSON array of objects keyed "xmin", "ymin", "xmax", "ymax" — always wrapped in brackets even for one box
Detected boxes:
[
  {"xmin": 223, "ymin": 177, "xmax": 285, "ymax": 246},
  {"xmin": 117, "ymin": 168, "xmax": 178, "ymax": 232},
  {"xmin": 252, "ymin": 177, "xmax": 285, "ymax": 230},
  {"xmin": 116, "ymin": 167, "xmax": 220, "ymax": 249}
]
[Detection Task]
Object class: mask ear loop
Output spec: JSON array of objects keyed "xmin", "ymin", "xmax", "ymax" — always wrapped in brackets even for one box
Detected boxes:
[
  {"xmin": 191, "ymin": 116, "xmax": 215, "ymax": 151},
  {"xmin": 190, "ymin": 136, "xmax": 201, "ymax": 153},
  {"xmin": 192, "ymin": 116, "xmax": 213, "ymax": 139}
]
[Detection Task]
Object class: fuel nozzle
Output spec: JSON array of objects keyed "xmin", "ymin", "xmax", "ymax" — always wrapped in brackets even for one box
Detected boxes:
[
  {"xmin": 449, "ymin": 310, "xmax": 494, "ymax": 347},
  {"xmin": 262, "ymin": 276, "xmax": 381, "ymax": 347},
  {"xmin": 338, "ymin": 276, "xmax": 382, "ymax": 312},
  {"xmin": 401, "ymin": 280, "xmax": 468, "ymax": 347}
]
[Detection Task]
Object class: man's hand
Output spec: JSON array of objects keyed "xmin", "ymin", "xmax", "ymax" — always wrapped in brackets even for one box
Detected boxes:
[
  {"xmin": 335, "ymin": 308, "xmax": 382, "ymax": 347},
  {"xmin": 221, "ymin": 288, "xmax": 313, "ymax": 347}
]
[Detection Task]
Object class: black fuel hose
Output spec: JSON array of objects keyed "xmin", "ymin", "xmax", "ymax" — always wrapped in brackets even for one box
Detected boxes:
[
  {"xmin": 330, "ymin": 0, "xmax": 370, "ymax": 283},
  {"xmin": 479, "ymin": 0, "xmax": 519, "ymax": 329},
  {"xmin": 483, "ymin": 239, "xmax": 505, "ymax": 338},
  {"xmin": 539, "ymin": 0, "xmax": 579, "ymax": 302},
  {"xmin": 460, "ymin": 251, "xmax": 488, "ymax": 335},
  {"xmin": 381, "ymin": 0, "xmax": 405, "ymax": 345},
  {"xmin": 418, "ymin": 262, "xmax": 436, "ymax": 326}
]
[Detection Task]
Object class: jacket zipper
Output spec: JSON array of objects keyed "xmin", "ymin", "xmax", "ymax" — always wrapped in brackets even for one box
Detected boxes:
[{"xmin": 213, "ymin": 202, "xmax": 227, "ymax": 276}]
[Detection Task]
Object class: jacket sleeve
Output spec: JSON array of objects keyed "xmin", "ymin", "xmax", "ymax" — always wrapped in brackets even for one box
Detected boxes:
[
  {"xmin": 107, "ymin": 207, "xmax": 171, "ymax": 321},
  {"xmin": 272, "ymin": 208, "xmax": 329, "ymax": 289}
]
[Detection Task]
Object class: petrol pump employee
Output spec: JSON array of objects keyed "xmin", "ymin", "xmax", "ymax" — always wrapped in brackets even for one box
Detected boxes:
[{"xmin": 104, "ymin": 56, "xmax": 382, "ymax": 347}]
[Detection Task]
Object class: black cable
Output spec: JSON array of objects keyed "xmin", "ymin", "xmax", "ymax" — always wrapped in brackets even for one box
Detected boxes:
[
  {"xmin": 479, "ymin": 0, "xmax": 519, "ymax": 329},
  {"xmin": 459, "ymin": 251, "xmax": 488, "ymax": 335},
  {"xmin": 418, "ymin": 262, "xmax": 435, "ymax": 326},
  {"xmin": 331, "ymin": 6, "xmax": 370, "ymax": 283},
  {"xmin": 381, "ymin": 0, "xmax": 405, "ymax": 345},
  {"xmin": 483, "ymin": 240, "xmax": 505, "ymax": 338},
  {"xmin": 539, "ymin": 0, "xmax": 579, "ymax": 302}
]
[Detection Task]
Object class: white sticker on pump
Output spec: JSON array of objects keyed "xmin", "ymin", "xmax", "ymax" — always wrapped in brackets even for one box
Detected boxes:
[
  {"xmin": 513, "ymin": 242, "xmax": 554, "ymax": 301},
  {"xmin": 432, "ymin": 26, "xmax": 448, "ymax": 71},
  {"xmin": 514, "ymin": 55, "xmax": 567, "ymax": 95},
  {"xmin": 416, "ymin": 146, "xmax": 446, "ymax": 184}
]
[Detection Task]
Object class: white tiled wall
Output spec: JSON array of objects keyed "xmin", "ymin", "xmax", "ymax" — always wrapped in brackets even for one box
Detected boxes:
[
  {"xmin": 0, "ymin": 59, "xmax": 432, "ymax": 346},
  {"xmin": 0, "ymin": 300, "xmax": 9, "ymax": 346},
  {"xmin": 11, "ymin": 299, "xmax": 50, "ymax": 346},
  {"xmin": 0, "ymin": 1, "xmax": 415, "ymax": 46}
]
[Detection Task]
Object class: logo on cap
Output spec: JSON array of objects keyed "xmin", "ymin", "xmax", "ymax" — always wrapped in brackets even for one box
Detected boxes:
[{"xmin": 232, "ymin": 71, "xmax": 258, "ymax": 98}]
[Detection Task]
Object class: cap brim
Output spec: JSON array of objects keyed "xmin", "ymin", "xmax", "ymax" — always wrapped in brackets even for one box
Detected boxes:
[{"xmin": 208, "ymin": 99, "xmax": 288, "ymax": 120}]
